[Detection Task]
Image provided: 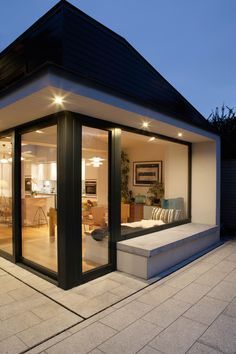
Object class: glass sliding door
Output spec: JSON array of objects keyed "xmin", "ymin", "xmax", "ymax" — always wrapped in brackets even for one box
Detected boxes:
[
  {"xmin": 81, "ymin": 126, "xmax": 109, "ymax": 272},
  {"xmin": 0, "ymin": 136, "xmax": 13, "ymax": 255},
  {"xmin": 21, "ymin": 125, "xmax": 58, "ymax": 272}
]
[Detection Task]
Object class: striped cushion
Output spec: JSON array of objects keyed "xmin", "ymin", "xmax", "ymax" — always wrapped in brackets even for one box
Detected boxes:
[
  {"xmin": 152, "ymin": 207, "xmax": 182, "ymax": 223},
  {"xmin": 159, "ymin": 208, "xmax": 169, "ymax": 223},
  {"xmin": 151, "ymin": 207, "xmax": 162, "ymax": 220},
  {"xmin": 167, "ymin": 209, "xmax": 175, "ymax": 223},
  {"xmin": 174, "ymin": 209, "xmax": 182, "ymax": 221}
]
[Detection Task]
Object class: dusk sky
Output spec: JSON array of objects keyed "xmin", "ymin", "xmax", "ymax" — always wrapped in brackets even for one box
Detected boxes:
[{"xmin": 1, "ymin": 0, "xmax": 235, "ymax": 118}]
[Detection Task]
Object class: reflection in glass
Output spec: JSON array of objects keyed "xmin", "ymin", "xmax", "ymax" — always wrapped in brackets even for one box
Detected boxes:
[
  {"xmin": 21, "ymin": 126, "xmax": 57, "ymax": 272},
  {"xmin": 120, "ymin": 131, "xmax": 189, "ymax": 236},
  {"xmin": 81, "ymin": 126, "xmax": 109, "ymax": 272},
  {"xmin": 0, "ymin": 137, "xmax": 13, "ymax": 254}
]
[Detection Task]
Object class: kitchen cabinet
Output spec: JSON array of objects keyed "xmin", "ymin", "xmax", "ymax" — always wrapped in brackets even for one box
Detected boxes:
[{"xmin": 32, "ymin": 163, "xmax": 57, "ymax": 181}]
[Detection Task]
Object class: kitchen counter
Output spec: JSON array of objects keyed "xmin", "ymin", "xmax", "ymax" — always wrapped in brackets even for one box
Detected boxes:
[
  {"xmin": 22, "ymin": 195, "xmax": 55, "ymax": 226},
  {"xmin": 25, "ymin": 195, "xmax": 54, "ymax": 199}
]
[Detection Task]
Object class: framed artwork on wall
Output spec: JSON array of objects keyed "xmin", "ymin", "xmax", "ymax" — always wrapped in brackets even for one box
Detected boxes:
[{"xmin": 133, "ymin": 161, "xmax": 162, "ymax": 186}]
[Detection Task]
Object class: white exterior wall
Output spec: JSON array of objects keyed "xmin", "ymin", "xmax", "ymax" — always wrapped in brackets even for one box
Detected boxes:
[
  {"xmin": 191, "ymin": 140, "xmax": 220, "ymax": 225},
  {"xmin": 164, "ymin": 144, "xmax": 188, "ymax": 217}
]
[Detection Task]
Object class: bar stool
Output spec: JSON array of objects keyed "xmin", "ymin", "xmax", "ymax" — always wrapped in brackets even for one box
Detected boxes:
[{"xmin": 32, "ymin": 198, "xmax": 48, "ymax": 227}]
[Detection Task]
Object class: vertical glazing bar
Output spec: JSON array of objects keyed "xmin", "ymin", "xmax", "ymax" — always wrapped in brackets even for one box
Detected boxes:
[
  {"xmin": 12, "ymin": 130, "xmax": 21, "ymax": 262},
  {"xmin": 57, "ymin": 112, "xmax": 82, "ymax": 289}
]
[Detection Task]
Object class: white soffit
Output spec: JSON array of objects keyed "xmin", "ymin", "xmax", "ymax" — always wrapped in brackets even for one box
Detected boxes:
[{"xmin": 0, "ymin": 74, "xmax": 217, "ymax": 143}]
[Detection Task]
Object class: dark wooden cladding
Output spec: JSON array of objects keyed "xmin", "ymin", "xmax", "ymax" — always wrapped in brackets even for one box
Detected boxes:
[
  {"xmin": 221, "ymin": 159, "xmax": 236, "ymax": 230},
  {"xmin": 0, "ymin": 8, "xmax": 63, "ymax": 91},
  {"xmin": 0, "ymin": 0, "xmax": 211, "ymax": 131},
  {"xmin": 63, "ymin": 7, "xmax": 196, "ymax": 123}
]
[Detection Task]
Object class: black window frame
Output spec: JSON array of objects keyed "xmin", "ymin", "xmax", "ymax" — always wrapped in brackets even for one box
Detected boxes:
[{"xmin": 0, "ymin": 110, "xmax": 191, "ymax": 289}]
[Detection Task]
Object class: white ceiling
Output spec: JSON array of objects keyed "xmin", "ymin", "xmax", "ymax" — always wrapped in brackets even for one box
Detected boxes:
[{"xmin": 0, "ymin": 77, "xmax": 217, "ymax": 144}]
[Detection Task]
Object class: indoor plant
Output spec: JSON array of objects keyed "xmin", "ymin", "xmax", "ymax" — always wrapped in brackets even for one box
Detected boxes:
[
  {"xmin": 121, "ymin": 150, "xmax": 130, "ymax": 203},
  {"xmin": 147, "ymin": 181, "xmax": 164, "ymax": 205}
]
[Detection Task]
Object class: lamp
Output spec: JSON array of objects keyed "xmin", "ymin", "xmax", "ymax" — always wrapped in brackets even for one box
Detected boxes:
[
  {"xmin": 0, "ymin": 144, "xmax": 8, "ymax": 164},
  {"xmin": 88, "ymin": 156, "xmax": 105, "ymax": 168}
]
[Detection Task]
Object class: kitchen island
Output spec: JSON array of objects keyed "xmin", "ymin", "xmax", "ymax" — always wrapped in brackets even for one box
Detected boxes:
[{"xmin": 22, "ymin": 194, "xmax": 55, "ymax": 227}]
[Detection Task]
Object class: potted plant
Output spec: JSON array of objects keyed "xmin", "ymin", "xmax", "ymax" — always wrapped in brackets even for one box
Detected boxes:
[{"xmin": 147, "ymin": 181, "xmax": 164, "ymax": 205}]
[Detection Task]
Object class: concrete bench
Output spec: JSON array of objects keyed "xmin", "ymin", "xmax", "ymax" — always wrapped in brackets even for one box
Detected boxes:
[{"xmin": 117, "ymin": 223, "xmax": 220, "ymax": 279}]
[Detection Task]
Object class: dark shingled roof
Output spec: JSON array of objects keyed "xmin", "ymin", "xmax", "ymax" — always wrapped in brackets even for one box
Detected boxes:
[{"xmin": 0, "ymin": 0, "xmax": 211, "ymax": 130}]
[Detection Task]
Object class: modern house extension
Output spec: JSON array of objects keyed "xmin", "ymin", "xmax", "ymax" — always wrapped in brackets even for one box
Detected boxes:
[{"xmin": 0, "ymin": 0, "xmax": 220, "ymax": 289}]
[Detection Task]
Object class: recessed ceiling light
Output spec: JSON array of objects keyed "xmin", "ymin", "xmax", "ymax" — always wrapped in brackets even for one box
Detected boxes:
[
  {"xmin": 142, "ymin": 122, "xmax": 150, "ymax": 129},
  {"xmin": 36, "ymin": 130, "xmax": 44, "ymax": 134},
  {"xmin": 178, "ymin": 132, "xmax": 183, "ymax": 137},
  {"xmin": 148, "ymin": 137, "xmax": 155, "ymax": 142},
  {"xmin": 53, "ymin": 95, "xmax": 64, "ymax": 105}
]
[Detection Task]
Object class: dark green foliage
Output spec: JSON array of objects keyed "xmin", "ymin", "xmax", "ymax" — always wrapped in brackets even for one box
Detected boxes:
[{"xmin": 208, "ymin": 104, "xmax": 236, "ymax": 158}]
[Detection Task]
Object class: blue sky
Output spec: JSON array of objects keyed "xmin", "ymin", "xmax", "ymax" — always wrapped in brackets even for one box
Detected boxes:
[{"xmin": 1, "ymin": 0, "xmax": 235, "ymax": 117}]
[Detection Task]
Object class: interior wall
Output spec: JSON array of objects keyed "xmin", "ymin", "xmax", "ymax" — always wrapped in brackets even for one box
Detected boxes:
[
  {"xmin": 191, "ymin": 141, "xmax": 218, "ymax": 225},
  {"xmin": 124, "ymin": 141, "xmax": 189, "ymax": 217},
  {"xmin": 164, "ymin": 143, "xmax": 188, "ymax": 217},
  {"xmin": 124, "ymin": 144, "xmax": 165, "ymax": 197}
]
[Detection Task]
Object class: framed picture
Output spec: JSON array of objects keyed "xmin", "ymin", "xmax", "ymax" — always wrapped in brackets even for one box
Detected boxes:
[{"xmin": 133, "ymin": 161, "xmax": 162, "ymax": 186}]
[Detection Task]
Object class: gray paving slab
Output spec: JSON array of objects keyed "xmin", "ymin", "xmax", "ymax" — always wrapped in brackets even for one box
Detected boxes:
[
  {"xmin": 0, "ymin": 293, "xmax": 45, "ymax": 321},
  {"xmin": 0, "ymin": 311, "xmax": 41, "ymax": 341},
  {"xmin": 89, "ymin": 349, "xmax": 104, "ymax": 354},
  {"xmin": 23, "ymin": 331, "xmax": 71, "ymax": 354},
  {"xmin": 173, "ymin": 282, "xmax": 211, "ymax": 304},
  {"xmin": 186, "ymin": 261, "xmax": 214, "ymax": 275},
  {"xmin": 0, "ymin": 335, "xmax": 28, "ymax": 354},
  {"xmin": 223, "ymin": 298, "xmax": 236, "ymax": 318},
  {"xmin": 211, "ymin": 260, "xmax": 236, "ymax": 274},
  {"xmin": 164, "ymin": 270, "xmax": 200, "ymax": 289},
  {"xmin": 99, "ymin": 300, "xmax": 153, "ymax": 330},
  {"xmin": 199, "ymin": 314, "xmax": 236, "ymax": 353},
  {"xmin": 17, "ymin": 310, "xmax": 81, "ymax": 347},
  {"xmin": 142, "ymin": 298, "xmax": 191, "ymax": 328},
  {"xmin": 207, "ymin": 280, "xmax": 236, "ymax": 302},
  {"xmin": 45, "ymin": 322, "xmax": 116, "ymax": 354},
  {"xmin": 225, "ymin": 252, "xmax": 236, "ymax": 262},
  {"xmin": 187, "ymin": 341, "xmax": 223, "ymax": 353},
  {"xmin": 224, "ymin": 268, "xmax": 236, "ymax": 283},
  {"xmin": 98, "ymin": 319, "xmax": 162, "ymax": 354},
  {"xmin": 194, "ymin": 269, "xmax": 226, "ymax": 288},
  {"xmin": 183, "ymin": 296, "xmax": 228, "ymax": 325},
  {"xmin": 138, "ymin": 346, "xmax": 163, "ymax": 353},
  {"xmin": 149, "ymin": 316, "xmax": 207, "ymax": 354},
  {"xmin": 137, "ymin": 284, "xmax": 178, "ymax": 306},
  {"xmin": 0, "ymin": 293, "xmax": 15, "ymax": 306}
]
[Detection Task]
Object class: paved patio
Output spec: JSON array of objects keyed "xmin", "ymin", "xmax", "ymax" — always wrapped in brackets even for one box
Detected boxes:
[{"xmin": 0, "ymin": 239, "xmax": 236, "ymax": 353}]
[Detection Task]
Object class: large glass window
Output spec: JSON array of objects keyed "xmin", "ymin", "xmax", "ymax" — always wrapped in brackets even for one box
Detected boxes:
[
  {"xmin": 21, "ymin": 126, "xmax": 57, "ymax": 272},
  {"xmin": 120, "ymin": 130, "xmax": 189, "ymax": 236},
  {"xmin": 0, "ymin": 136, "xmax": 13, "ymax": 254},
  {"xmin": 81, "ymin": 126, "xmax": 109, "ymax": 272}
]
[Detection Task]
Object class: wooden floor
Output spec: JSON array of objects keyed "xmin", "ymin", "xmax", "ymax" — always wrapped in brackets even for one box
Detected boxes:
[{"xmin": 0, "ymin": 223, "xmax": 100, "ymax": 273}]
